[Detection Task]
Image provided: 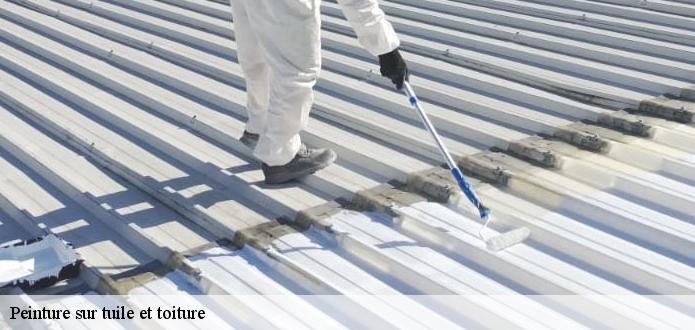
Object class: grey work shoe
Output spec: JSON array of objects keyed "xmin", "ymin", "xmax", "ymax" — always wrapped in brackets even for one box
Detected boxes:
[
  {"xmin": 239, "ymin": 130, "xmax": 260, "ymax": 149},
  {"xmin": 262, "ymin": 145, "xmax": 337, "ymax": 184}
]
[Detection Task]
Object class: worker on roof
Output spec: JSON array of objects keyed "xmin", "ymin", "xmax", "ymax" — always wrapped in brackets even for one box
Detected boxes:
[{"xmin": 232, "ymin": 0, "xmax": 409, "ymax": 184}]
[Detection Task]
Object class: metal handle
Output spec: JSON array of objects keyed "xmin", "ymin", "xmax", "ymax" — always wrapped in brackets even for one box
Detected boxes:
[
  {"xmin": 403, "ymin": 82, "xmax": 491, "ymax": 221},
  {"xmin": 403, "ymin": 82, "xmax": 457, "ymax": 170}
]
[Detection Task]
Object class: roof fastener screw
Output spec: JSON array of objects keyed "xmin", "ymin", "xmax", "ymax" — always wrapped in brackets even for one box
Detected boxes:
[{"xmin": 364, "ymin": 69, "xmax": 375, "ymax": 82}]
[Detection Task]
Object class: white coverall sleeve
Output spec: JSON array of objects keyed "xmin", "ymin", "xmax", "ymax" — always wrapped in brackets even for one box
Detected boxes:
[{"xmin": 336, "ymin": 0, "xmax": 400, "ymax": 56}]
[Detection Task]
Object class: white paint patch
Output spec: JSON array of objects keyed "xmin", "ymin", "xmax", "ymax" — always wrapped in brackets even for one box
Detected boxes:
[{"xmin": 0, "ymin": 235, "xmax": 80, "ymax": 287}]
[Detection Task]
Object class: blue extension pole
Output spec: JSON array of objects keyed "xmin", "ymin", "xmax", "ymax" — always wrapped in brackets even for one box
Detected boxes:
[{"xmin": 403, "ymin": 82, "xmax": 491, "ymax": 220}]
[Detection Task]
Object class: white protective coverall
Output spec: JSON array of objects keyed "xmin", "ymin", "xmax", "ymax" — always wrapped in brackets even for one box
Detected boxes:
[{"xmin": 231, "ymin": 0, "xmax": 400, "ymax": 166}]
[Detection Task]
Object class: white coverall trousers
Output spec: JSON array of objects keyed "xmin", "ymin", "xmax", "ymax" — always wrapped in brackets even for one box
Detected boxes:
[{"xmin": 231, "ymin": 0, "xmax": 400, "ymax": 166}]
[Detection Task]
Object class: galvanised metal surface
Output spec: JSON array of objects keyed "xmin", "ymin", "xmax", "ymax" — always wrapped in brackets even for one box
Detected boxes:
[{"xmin": 1, "ymin": 0, "xmax": 695, "ymax": 327}]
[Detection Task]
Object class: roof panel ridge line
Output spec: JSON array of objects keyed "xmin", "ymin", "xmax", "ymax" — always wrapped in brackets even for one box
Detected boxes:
[
  {"xmin": 319, "ymin": 20, "xmax": 638, "ymax": 111},
  {"xmin": 683, "ymin": 86, "xmax": 695, "ymax": 101},
  {"xmin": 50, "ymin": 0, "xmax": 94, "ymax": 11},
  {"xmin": 0, "ymin": 189, "xmax": 50, "ymax": 238},
  {"xmin": 222, "ymin": 182, "xmax": 435, "ymax": 251},
  {"xmin": 0, "ymin": 115, "xmax": 204, "ymax": 280},
  {"xmin": 54, "ymin": 0, "xmax": 684, "ymax": 96},
  {"xmin": 51, "ymin": 0, "xmax": 234, "ymax": 56},
  {"xmin": 377, "ymin": 9, "xmax": 689, "ymax": 90},
  {"xmin": 463, "ymin": 150, "xmax": 695, "ymax": 270},
  {"xmin": 2, "ymin": 7, "xmax": 424, "ymax": 217},
  {"xmin": 215, "ymin": 233, "xmax": 457, "ymax": 328},
  {"xmin": 385, "ymin": 0, "xmax": 695, "ymax": 48},
  {"xmin": 592, "ymin": 112, "xmax": 656, "ymax": 137},
  {"xmin": 89, "ymin": 270, "xmax": 178, "ymax": 330},
  {"xmin": 639, "ymin": 97, "xmax": 695, "ymax": 123},
  {"xmin": 0, "ymin": 26, "xmax": 293, "ymax": 227},
  {"xmin": 0, "ymin": 10, "xmax": 418, "ymax": 182},
  {"xmin": 3, "ymin": 0, "xmax": 160, "ymax": 52},
  {"xmin": 4, "ymin": 0, "xmax": 58, "ymax": 18},
  {"xmin": 29, "ymin": 0, "xmax": 684, "ymax": 121},
  {"xmin": 0, "ymin": 180, "xmax": 184, "ymax": 295},
  {"xmin": 164, "ymin": 239, "xmax": 254, "ymax": 296},
  {"xmin": 517, "ymin": 135, "xmax": 695, "ymax": 211},
  {"xmin": 9, "ymin": 0, "xmax": 640, "ymax": 142},
  {"xmin": 392, "ymin": 183, "xmax": 690, "ymax": 292},
  {"xmin": 362, "ymin": 0, "xmax": 695, "ymax": 64},
  {"xmin": 383, "ymin": 206, "xmax": 695, "ymax": 326},
  {"xmin": 154, "ymin": 0, "xmax": 233, "ymax": 21},
  {"xmin": 286, "ymin": 121, "xmax": 630, "ymax": 234},
  {"xmin": 0, "ymin": 187, "xmax": 120, "ymax": 295},
  {"xmin": 443, "ymin": 0, "xmax": 695, "ymax": 31},
  {"xmin": 86, "ymin": 239, "xmax": 224, "ymax": 296},
  {"xmin": 0, "ymin": 81, "xmax": 247, "ymax": 244},
  {"xmin": 90, "ymin": 0, "xmax": 232, "ymax": 37},
  {"xmin": 247, "ymin": 243, "xmax": 342, "ymax": 294},
  {"xmin": 579, "ymin": 0, "xmax": 695, "ymax": 19},
  {"xmin": 0, "ymin": 3, "xmax": 431, "ymax": 177},
  {"xmin": 504, "ymin": 132, "xmax": 612, "ymax": 170},
  {"xmin": 285, "ymin": 164, "xmax": 687, "ymax": 303}
]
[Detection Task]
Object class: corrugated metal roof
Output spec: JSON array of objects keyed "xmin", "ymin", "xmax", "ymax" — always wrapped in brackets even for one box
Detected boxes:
[{"xmin": 1, "ymin": 0, "xmax": 695, "ymax": 327}]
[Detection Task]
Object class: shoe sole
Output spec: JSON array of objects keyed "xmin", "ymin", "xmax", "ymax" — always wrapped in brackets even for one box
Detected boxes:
[{"xmin": 264, "ymin": 151, "xmax": 337, "ymax": 185}]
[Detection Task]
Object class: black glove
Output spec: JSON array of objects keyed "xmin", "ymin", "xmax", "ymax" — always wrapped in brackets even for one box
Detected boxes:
[{"xmin": 379, "ymin": 48, "xmax": 409, "ymax": 90}]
